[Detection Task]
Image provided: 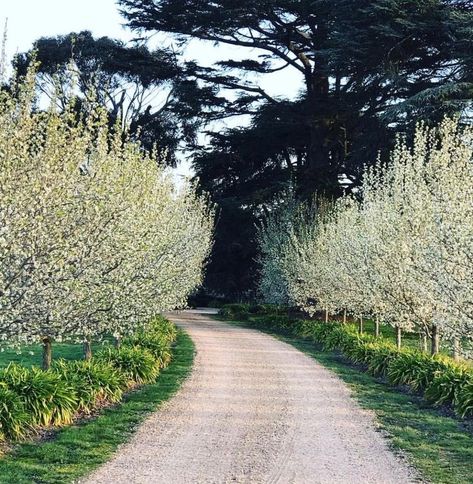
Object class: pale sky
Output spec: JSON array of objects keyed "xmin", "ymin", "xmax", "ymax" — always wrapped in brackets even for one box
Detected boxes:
[
  {"xmin": 2, "ymin": 0, "xmax": 132, "ymax": 58},
  {"xmin": 1, "ymin": 0, "xmax": 303, "ymax": 179}
]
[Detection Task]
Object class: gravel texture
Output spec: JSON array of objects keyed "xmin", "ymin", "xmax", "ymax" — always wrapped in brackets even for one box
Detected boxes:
[{"xmin": 85, "ymin": 309, "xmax": 416, "ymax": 484}]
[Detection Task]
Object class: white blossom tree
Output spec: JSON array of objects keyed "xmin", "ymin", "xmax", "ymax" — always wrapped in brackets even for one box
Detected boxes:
[
  {"xmin": 258, "ymin": 118, "xmax": 473, "ymax": 356},
  {"xmin": 0, "ymin": 66, "xmax": 214, "ymax": 367}
]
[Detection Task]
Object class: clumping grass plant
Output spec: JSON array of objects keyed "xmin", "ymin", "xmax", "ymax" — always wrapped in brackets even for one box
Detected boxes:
[
  {"xmin": 0, "ymin": 316, "xmax": 178, "ymax": 448},
  {"xmin": 52, "ymin": 359, "xmax": 126, "ymax": 411},
  {"xmin": 96, "ymin": 347, "xmax": 160, "ymax": 386},
  {"xmin": 0, "ymin": 386, "xmax": 29, "ymax": 441},
  {"xmin": 0, "ymin": 365, "xmax": 78, "ymax": 428}
]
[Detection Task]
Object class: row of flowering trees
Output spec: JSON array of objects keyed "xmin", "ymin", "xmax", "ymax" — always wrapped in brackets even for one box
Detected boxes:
[
  {"xmin": 258, "ymin": 119, "xmax": 473, "ymax": 357},
  {"xmin": 0, "ymin": 68, "xmax": 214, "ymax": 368}
]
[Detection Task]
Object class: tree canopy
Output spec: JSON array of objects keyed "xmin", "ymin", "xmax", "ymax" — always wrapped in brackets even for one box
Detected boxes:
[
  {"xmin": 15, "ymin": 31, "xmax": 220, "ymax": 165},
  {"xmin": 119, "ymin": 1, "xmax": 473, "ymax": 297}
]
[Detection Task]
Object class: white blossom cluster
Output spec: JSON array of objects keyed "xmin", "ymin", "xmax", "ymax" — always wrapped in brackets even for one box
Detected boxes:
[
  {"xmin": 259, "ymin": 119, "xmax": 473, "ymax": 354},
  {"xmin": 0, "ymin": 68, "xmax": 214, "ymax": 347}
]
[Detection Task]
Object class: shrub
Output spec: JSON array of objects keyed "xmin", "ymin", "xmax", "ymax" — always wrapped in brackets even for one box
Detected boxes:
[
  {"xmin": 53, "ymin": 359, "xmax": 125, "ymax": 412},
  {"xmin": 96, "ymin": 346, "xmax": 159, "ymax": 385},
  {"xmin": 366, "ymin": 343, "xmax": 400, "ymax": 376},
  {"xmin": 125, "ymin": 333, "xmax": 172, "ymax": 368},
  {"xmin": 124, "ymin": 318, "xmax": 176, "ymax": 368},
  {"xmin": 248, "ymin": 304, "xmax": 273, "ymax": 314},
  {"xmin": 0, "ymin": 364, "xmax": 78, "ymax": 427},
  {"xmin": 425, "ymin": 361, "xmax": 471, "ymax": 408},
  {"xmin": 456, "ymin": 380, "xmax": 473, "ymax": 418},
  {"xmin": 218, "ymin": 304, "xmax": 250, "ymax": 319},
  {"xmin": 248, "ymin": 304, "xmax": 264, "ymax": 314},
  {"xmin": 293, "ymin": 319, "xmax": 318, "ymax": 338},
  {"xmin": 147, "ymin": 316, "xmax": 178, "ymax": 342},
  {"xmin": 219, "ymin": 302, "xmax": 288, "ymax": 320},
  {"xmin": 388, "ymin": 352, "xmax": 443, "ymax": 391},
  {"xmin": 0, "ymin": 385, "xmax": 30, "ymax": 441},
  {"xmin": 251, "ymin": 314, "xmax": 297, "ymax": 331}
]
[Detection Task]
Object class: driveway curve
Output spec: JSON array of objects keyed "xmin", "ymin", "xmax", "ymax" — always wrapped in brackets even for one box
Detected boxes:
[{"xmin": 86, "ymin": 309, "xmax": 415, "ymax": 484}]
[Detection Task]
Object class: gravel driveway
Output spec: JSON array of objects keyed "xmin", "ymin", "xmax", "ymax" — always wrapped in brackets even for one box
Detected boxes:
[{"xmin": 85, "ymin": 309, "xmax": 416, "ymax": 484}]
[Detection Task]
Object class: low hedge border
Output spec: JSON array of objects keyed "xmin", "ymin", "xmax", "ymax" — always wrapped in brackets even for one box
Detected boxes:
[
  {"xmin": 219, "ymin": 306, "xmax": 473, "ymax": 418},
  {"xmin": 0, "ymin": 316, "xmax": 177, "ymax": 446}
]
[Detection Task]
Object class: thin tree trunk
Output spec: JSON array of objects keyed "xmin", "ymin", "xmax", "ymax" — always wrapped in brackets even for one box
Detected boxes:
[
  {"xmin": 452, "ymin": 337, "xmax": 461, "ymax": 361},
  {"xmin": 420, "ymin": 331, "xmax": 428, "ymax": 352},
  {"xmin": 431, "ymin": 325, "xmax": 440, "ymax": 355},
  {"xmin": 358, "ymin": 316, "xmax": 364, "ymax": 335},
  {"xmin": 342, "ymin": 309, "xmax": 347, "ymax": 325},
  {"xmin": 396, "ymin": 325, "xmax": 402, "ymax": 350},
  {"xmin": 325, "ymin": 308, "xmax": 329, "ymax": 323},
  {"xmin": 83, "ymin": 338, "xmax": 92, "ymax": 360},
  {"xmin": 42, "ymin": 337, "xmax": 52, "ymax": 371},
  {"xmin": 114, "ymin": 336, "xmax": 121, "ymax": 349},
  {"xmin": 374, "ymin": 317, "xmax": 380, "ymax": 338}
]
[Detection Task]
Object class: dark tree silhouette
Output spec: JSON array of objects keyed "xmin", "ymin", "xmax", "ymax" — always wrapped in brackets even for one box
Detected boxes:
[{"xmin": 119, "ymin": 1, "xmax": 473, "ymax": 296}]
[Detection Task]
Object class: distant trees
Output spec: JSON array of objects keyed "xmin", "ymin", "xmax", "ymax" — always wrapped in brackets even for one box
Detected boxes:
[
  {"xmin": 0, "ymin": 66, "xmax": 213, "ymax": 368},
  {"xmin": 258, "ymin": 119, "xmax": 473, "ymax": 356},
  {"xmin": 15, "ymin": 31, "xmax": 220, "ymax": 165},
  {"xmin": 119, "ymin": 0, "xmax": 473, "ymax": 297}
]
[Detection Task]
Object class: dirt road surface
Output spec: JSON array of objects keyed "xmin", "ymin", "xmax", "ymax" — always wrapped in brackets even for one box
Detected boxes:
[{"xmin": 86, "ymin": 309, "xmax": 415, "ymax": 484}]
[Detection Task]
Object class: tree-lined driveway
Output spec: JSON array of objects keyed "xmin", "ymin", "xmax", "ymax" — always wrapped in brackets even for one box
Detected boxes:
[{"xmin": 87, "ymin": 310, "xmax": 415, "ymax": 483}]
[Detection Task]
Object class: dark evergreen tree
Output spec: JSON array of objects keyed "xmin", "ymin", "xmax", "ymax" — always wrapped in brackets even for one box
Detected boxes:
[
  {"xmin": 120, "ymin": 0, "xmax": 473, "ymax": 296},
  {"xmin": 120, "ymin": 0, "xmax": 473, "ymax": 188},
  {"xmin": 15, "ymin": 31, "xmax": 221, "ymax": 165}
]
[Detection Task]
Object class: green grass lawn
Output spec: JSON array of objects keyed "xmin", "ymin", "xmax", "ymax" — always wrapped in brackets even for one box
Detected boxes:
[
  {"xmin": 0, "ymin": 330, "xmax": 195, "ymax": 484},
  {"xmin": 337, "ymin": 317, "xmax": 470, "ymax": 360},
  {"xmin": 224, "ymin": 318, "xmax": 473, "ymax": 484},
  {"xmin": 0, "ymin": 341, "xmax": 108, "ymax": 369}
]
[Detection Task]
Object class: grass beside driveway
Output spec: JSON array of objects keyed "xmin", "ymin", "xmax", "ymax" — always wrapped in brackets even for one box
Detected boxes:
[{"xmin": 0, "ymin": 330, "xmax": 195, "ymax": 484}]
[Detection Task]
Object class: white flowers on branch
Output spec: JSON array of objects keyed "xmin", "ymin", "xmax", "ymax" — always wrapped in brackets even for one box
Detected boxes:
[
  {"xmin": 258, "ymin": 119, "xmax": 473, "ymax": 355},
  {"xmin": 0, "ymin": 68, "xmax": 214, "ymax": 359}
]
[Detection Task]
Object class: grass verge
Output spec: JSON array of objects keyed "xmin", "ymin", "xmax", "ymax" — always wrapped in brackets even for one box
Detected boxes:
[
  {"xmin": 0, "ymin": 330, "xmax": 194, "ymax": 484},
  {"xmin": 224, "ymin": 318, "xmax": 473, "ymax": 484},
  {"xmin": 0, "ymin": 342, "xmax": 107, "ymax": 369}
]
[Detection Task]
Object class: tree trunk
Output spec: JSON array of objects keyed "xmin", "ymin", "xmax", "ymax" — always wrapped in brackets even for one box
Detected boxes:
[
  {"xmin": 374, "ymin": 317, "xmax": 380, "ymax": 338},
  {"xmin": 420, "ymin": 332, "xmax": 428, "ymax": 352},
  {"xmin": 342, "ymin": 309, "xmax": 347, "ymax": 325},
  {"xmin": 452, "ymin": 337, "xmax": 461, "ymax": 361},
  {"xmin": 114, "ymin": 336, "xmax": 121, "ymax": 349},
  {"xmin": 396, "ymin": 326, "xmax": 402, "ymax": 350},
  {"xmin": 325, "ymin": 308, "xmax": 329, "ymax": 323},
  {"xmin": 42, "ymin": 337, "xmax": 52, "ymax": 371},
  {"xmin": 431, "ymin": 325, "xmax": 440, "ymax": 355},
  {"xmin": 83, "ymin": 338, "xmax": 92, "ymax": 360},
  {"xmin": 358, "ymin": 316, "xmax": 364, "ymax": 335},
  {"xmin": 299, "ymin": 57, "xmax": 341, "ymax": 199}
]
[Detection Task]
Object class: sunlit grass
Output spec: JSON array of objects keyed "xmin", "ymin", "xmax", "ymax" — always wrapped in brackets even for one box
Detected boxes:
[{"xmin": 0, "ymin": 330, "xmax": 195, "ymax": 483}]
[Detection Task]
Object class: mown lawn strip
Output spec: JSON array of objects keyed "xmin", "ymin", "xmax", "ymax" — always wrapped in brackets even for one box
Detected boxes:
[{"xmin": 0, "ymin": 330, "xmax": 194, "ymax": 484}]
